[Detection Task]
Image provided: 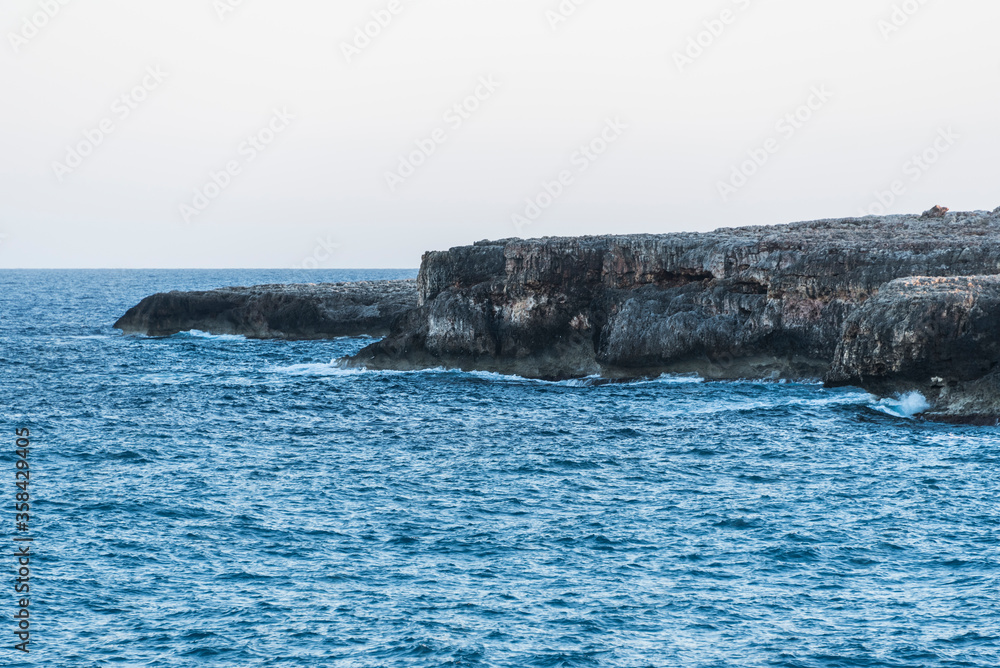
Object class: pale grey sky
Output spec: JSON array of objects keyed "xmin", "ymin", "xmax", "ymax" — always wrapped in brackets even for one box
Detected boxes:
[{"xmin": 1, "ymin": 0, "xmax": 997, "ymax": 268}]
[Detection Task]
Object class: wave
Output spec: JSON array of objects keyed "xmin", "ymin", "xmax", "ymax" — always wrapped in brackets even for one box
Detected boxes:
[
  {"xmin": 271, "ymin": 360, "xmax": 367, "ymax": 376},
  {"xmin": 639, "ymin": 373, "xmax": 705, "ymax": 385},
  {"xmin": 263, "ymin": 363, "xmax": 870, "ymax": 416},
  {"xmin": 271, "ymin": 363, "xmax": 713, "ymax": 388},
  {"xmin": 461, "ymin": 369, "xmax": 604, "ymax": 387},
  {"xmin": 265, "ymin": 364, "xmax": 832, "ymax": 392},
  {"xmin": 174, "ymin": 329, "xmax": 248, "ymax": 341},
  {"xmin": 268, "ymin": 362, "xmax": 602, "ymax": 385},
  {"xmin": 676, "ymin": 389, "xmax": 872, "ymax": 417},
  {"xmin": 870, "ymin": 391, "xmax": 931, "ymax": 419}
]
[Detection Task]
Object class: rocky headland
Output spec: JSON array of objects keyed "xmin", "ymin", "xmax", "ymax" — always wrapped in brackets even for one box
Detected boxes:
[
  {"xmin": 115, "ymin": 280, "xmax": 418, "ymax": 339},
  {"xmin": 116, "ymin": 209, "xmax": 1000, "ymax": 423},
  {"xmin": 344, "ymin": 208, "xmax": 1000, "ymax": 423}
]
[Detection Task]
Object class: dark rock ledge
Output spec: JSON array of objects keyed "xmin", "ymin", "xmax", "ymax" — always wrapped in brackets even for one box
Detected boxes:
[{"xmin": 114, "ymin": 280, "xmax": 418, "ymax": 339}]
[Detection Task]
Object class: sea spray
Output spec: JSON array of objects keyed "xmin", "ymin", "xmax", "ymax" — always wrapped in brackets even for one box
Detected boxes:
[{"xmin": 872, "ymin": 391, "xmax": 932, "ymax": 419}]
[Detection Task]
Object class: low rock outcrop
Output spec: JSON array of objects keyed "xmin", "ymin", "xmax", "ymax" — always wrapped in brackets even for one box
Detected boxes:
[{"xmin": 115, "ymin": 280, "xmax": 418, "ymax": 339}]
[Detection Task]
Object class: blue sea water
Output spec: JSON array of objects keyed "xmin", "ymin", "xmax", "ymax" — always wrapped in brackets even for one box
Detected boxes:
[{"xmin": 2, "ymin": 269, "xmax": 1000, "ymax": 667}]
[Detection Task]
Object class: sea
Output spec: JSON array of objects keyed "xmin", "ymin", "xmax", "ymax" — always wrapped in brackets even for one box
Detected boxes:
[{"xmin": 2, "ymin": 269, "xmax": 999, "ymax": 667}]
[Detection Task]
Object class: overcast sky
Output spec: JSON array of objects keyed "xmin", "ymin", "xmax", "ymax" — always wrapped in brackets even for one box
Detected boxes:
[{"xmin": 1, "ymin": 0, "xmax": 997, "ymax": 268}]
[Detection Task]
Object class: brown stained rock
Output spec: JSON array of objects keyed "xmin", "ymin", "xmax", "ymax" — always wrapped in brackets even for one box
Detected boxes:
[{"xmin": 920, "ymin": 205, "xmax": 950, "ymax": 219}]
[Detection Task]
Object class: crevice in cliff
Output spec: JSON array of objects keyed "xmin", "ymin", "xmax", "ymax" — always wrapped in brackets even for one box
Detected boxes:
[
  {"xmin": 729, "ymin": 280, "xmax": 768, "ymax": 295},
  {"xmin": 650, "ymin": 270, "xmax": 714, "ymax": 288}
]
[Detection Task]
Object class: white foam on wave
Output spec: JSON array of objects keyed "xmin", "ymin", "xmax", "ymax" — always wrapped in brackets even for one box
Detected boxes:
[
  {"xmin": 272, "ymin": 361, "xmax": 469, "ymax": 378},
  {"xmin": 801, "ymin": 389, "xmax": 872, "ymax": 406},
  {"xmin": 268, "ymin": 362, "xmax": 606, "ymax": 386},
  {"xmin": 462, "ymin": 369, "xmax": 604, "ymax": 386},
  {"xmin": 650, "ymin": 373, "xmax": 705, "ymax": 385},
  {"xmin": 562, "ymin": 376, "xmax": 604, "ymax": 388},
  {"xmin": 271, "ymin": 360, "xmax": 365, "ymax": 376},
  {"xmin": 870, "ymin": 391, "xmax": 931, "ymax": 419},
  {"xmin": 444, "ymin": 370, "xmax": 710, "ymax": 388},
  {"xmin": 176, "ymin": 329, "xmax": 248, "ymax": 341},
  {"xmin": 638, "ymin": 375, "xmax": 826, "ymax": 388},
  {"xmin": 725, "ymin": 377, "xmax": 825, "ymax": 387},
  {"xmin": 268, "ymin": 364, "xmax": 712, "ymax": 387}
]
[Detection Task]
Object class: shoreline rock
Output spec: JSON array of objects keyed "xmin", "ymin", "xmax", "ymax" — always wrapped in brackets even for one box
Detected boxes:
[
  {"xmin": 115, "ymin": 279, "xmax": 418, "ymax": 339},
  {"xmin": 346, "ymin": 209, "xmax": 1000, "ymax": 422}
]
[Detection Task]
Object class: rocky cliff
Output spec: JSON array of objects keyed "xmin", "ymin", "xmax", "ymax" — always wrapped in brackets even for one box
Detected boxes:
[
  {"xmin": 348, "ymin": 209, "xmax": 1000, "ymax": 420},
  {"xmin": 115, "ymin": 280, "xmax": 418, "ymax": 339}
]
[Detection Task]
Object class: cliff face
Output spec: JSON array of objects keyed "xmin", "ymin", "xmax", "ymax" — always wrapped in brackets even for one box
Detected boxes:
[
  {"xmin": 828, "ymin": 275, "xmax": 1000, "ymax": 423},
  {"xmin": 349, "ymin": 211, "xmax": 1000, "ymax": 386},
  {"xmin": 115, "ymin": 280, "xmax": 418, "ymax": 339}
]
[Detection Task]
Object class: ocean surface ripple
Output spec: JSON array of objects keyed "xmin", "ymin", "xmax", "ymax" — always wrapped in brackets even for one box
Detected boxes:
[{"xmin": 2, "ymin": 270, "xmax": 999, "ymax": 667}]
